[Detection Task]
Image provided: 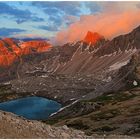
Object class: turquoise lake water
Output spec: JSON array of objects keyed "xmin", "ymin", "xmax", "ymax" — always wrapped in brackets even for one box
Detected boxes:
[{"xmin": 0, "ymin": 96, "xmax": 61, "ymax": 120}]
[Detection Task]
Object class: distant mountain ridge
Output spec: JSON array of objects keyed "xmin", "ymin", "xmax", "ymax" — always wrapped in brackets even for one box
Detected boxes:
[
  {"xmin": 0, "ymin": 25, "xmax": 139, "ymax": 82},
  {"xmin": 31, "ymin": 25, "xmax": 139, "ymax": 75},
  {"xmin": 94, "ymin": 25, "xmax": 140, "ymax": 56},
  {"xmin": 0, "ymin": 38, "xmax": 51, "ymax": 66}
]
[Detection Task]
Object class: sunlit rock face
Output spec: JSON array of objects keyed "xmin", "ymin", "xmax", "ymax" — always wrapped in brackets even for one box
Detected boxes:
[
  {"xmin": 0, "ymin": 38, "xmax": 52, "ymax": 66},
  {"xmin": 20, "ymin": 40, "xmax": 51, "ymax": 55},
  {"xmin": 83, "ymin": 31, "xmax": 104, "ymax": 45}
]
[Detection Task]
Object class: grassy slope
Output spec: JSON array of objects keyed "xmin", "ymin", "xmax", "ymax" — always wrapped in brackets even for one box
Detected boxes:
[{"xmin": 51, "ymin": 87, "xmax": 140, "ymax": 137}]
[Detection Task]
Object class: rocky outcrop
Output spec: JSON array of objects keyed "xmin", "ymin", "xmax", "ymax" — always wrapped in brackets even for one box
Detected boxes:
[
  {"xmin": 95, "ymin": 25, "xmax": 140, "ymax": 56},
  {"xmin": 118, "ymin": 51, "xmax": 140, "ymax": 89},
  {"xmin": 0, "ymin": 110, "xmax": 91, "ymax": 139},
  {"xmin": 0, "ymin": 38, "xmax": 51, "ymax": 66},
  {"xmin": 83, "ymin": 31, "xmax": 105, "ymax": 45}
]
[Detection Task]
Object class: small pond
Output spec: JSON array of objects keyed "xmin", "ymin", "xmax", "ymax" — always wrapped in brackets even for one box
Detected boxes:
[{"xmin": 0, "ymin": 96, "xmax": 61, "ymax": 120}]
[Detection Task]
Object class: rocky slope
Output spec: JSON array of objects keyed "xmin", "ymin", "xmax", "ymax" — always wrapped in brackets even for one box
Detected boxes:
[
  {"xmin": 43, "ymin": 52, "xmax": 140, "ymax": 138},
  {"xmin": 0, "ymin": 110, "xmax": 91, "ymax": 138},
  {"xmin": 11, "ymin": 25, "xmax": 139, "ymax": 79},
  {"xmin": 0, "ymin": 110, "xmax": 134, "ymax": 138},
  {"xmin": 0, "ymin": 25, "xmax": 139, "ymax": 138},
  {"xmin": 95, "ymin": 25, "xmax": 140, "ymax": 56},
  {"xmin": 51, "ymin": 87, "xmax": 140, "ymax": 138}
]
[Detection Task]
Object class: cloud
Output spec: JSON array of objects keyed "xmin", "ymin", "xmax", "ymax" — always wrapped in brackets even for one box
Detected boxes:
[
  {"xmin": 32, "ymin": 1, "xmax": 102, "ymax": 33},
  {"xmin": 0, "ymin": 2, "xmax": 44, "ymax": 24},
  {"xmin": 13, "ymin": 33, "xmax": 47, "ymax": 39},
  {"xmin": 84, "ymin": 2, "xmax": 101, "ymax": 14},
  {"xmin": 32, "ymin": 1, "xmax": 81, "ymax": 16},
  {"xmin": 53, "ymin": 2, "xmax": 140, "ymax": 45},
  {"xmin": 32, "ymin": 1, "xmax": 82, "ymax": 28},
  {"xmin": 37, "ymin": 25, "xmax": 59, "ymax": 32},
  {"xmin": 65, "ymin": 15, "xmax": 79, "ymax": 26},
  {"xmin": 16, "ymin": 17, "xmax": 44, "ymax": 24},
  {"xmin": 49, "ymin": 15, "xmax": 63, "ymax": 26},
  {"xmin": 98, "ymin": 1, "xmax": 140, "ymax": 13},
  {"xmin": 0, "ymin": 27, "xmax": 26, "ymax": 37},
  {"xmin": 136, "ymin": 3, "xmax": 140, "ymax": 8}
]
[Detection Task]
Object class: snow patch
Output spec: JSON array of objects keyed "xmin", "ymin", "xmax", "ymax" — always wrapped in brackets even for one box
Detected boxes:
[
  {"xmin": 91, "ymin": 47, "xmax": 100, "ymax": 54},
  {"xmin": 54, "ymin": 96, "xmax": 57, "ymax": 99},
  {"xmin": 70, "ymin": 45, "xmax": 81, "ymax": 61},
  {"xmin": 53, "ymin": 64, "xmax": 60, "ymax": 73},
  {"xmin": 109, "ymin": 60, "xmax": 129, "ymax": 71},
  {"xmin": 3, "ymin": 81, "xmax": 11, "ymax": 85},
  {"xmin": 103, "ymin": 76, "xmax": 112, "ymax": 82},
  {"xmin": 50, "ymin": 100, "xmax": 79, "ymax": 117},
  {"xmin": 125, "ymin": 48, "xmax": 137, "ymax": 54},
  {"xmin": 40, "ymin": 74, "xmax": 48, "ymax": 78},
  {"xmin": 70, "ymin": 98, "xmax": 76, "ymax": 101},
  {"xmin": 100, "ymin": 53, "xmax": 113, "ymax": 58},
  {"xmin": 85, "ymin": 42, "xmax": 91, "ymax": 51},
  {"xmin": 133, "ymin": 80, "xmax": 138, "ymax": 86}
]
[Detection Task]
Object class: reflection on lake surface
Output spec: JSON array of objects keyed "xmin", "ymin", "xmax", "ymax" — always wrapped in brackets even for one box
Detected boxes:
[{"xmin": 0, "ymin": 96, "xmax": 61, "ymax": 120}]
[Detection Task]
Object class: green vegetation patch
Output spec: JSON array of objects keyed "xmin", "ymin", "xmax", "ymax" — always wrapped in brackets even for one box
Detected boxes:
[
  {"xmin": 67, "ymin": 120, "xmax": 89, "ymax": 130},
  {"xmin": 92, "ymin": 125, "xmax": 117, "ymax": 132},
  {"xmin": 83, "ymin": 91, "xmax": 137, "ymax": 104},
  {"xmin": 90, "ymin": 109, "xmax": 121, "ymax": 121}
]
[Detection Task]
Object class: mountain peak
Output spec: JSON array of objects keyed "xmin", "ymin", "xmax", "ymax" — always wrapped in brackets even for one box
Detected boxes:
[
  {"xmin": 2, "ymin": 38, "xmax": 17, "ymax": 46},
  {"xmin": 83, "ymin": 31, "xmax": 104, "ymax": 44}
]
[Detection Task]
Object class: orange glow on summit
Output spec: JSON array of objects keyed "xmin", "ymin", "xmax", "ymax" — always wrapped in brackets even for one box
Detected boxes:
[
  {"xmin": 0, "ymin": 39, "xmax": 52, "ymax": 66},
  {"xmin": 83, "ymin": 31, "xmax": 104, "ymax": 44}
]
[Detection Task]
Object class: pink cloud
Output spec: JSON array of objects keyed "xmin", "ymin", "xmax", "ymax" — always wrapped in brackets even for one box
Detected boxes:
[{"xmin": 53, "ymin": 2, "xmax": 140, "ymax": 45}]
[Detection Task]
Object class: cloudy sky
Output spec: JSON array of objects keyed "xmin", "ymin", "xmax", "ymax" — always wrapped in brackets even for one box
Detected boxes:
[{"xmin": 0, "ymin": 1, "xmax": 140, "ymax": 44}]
